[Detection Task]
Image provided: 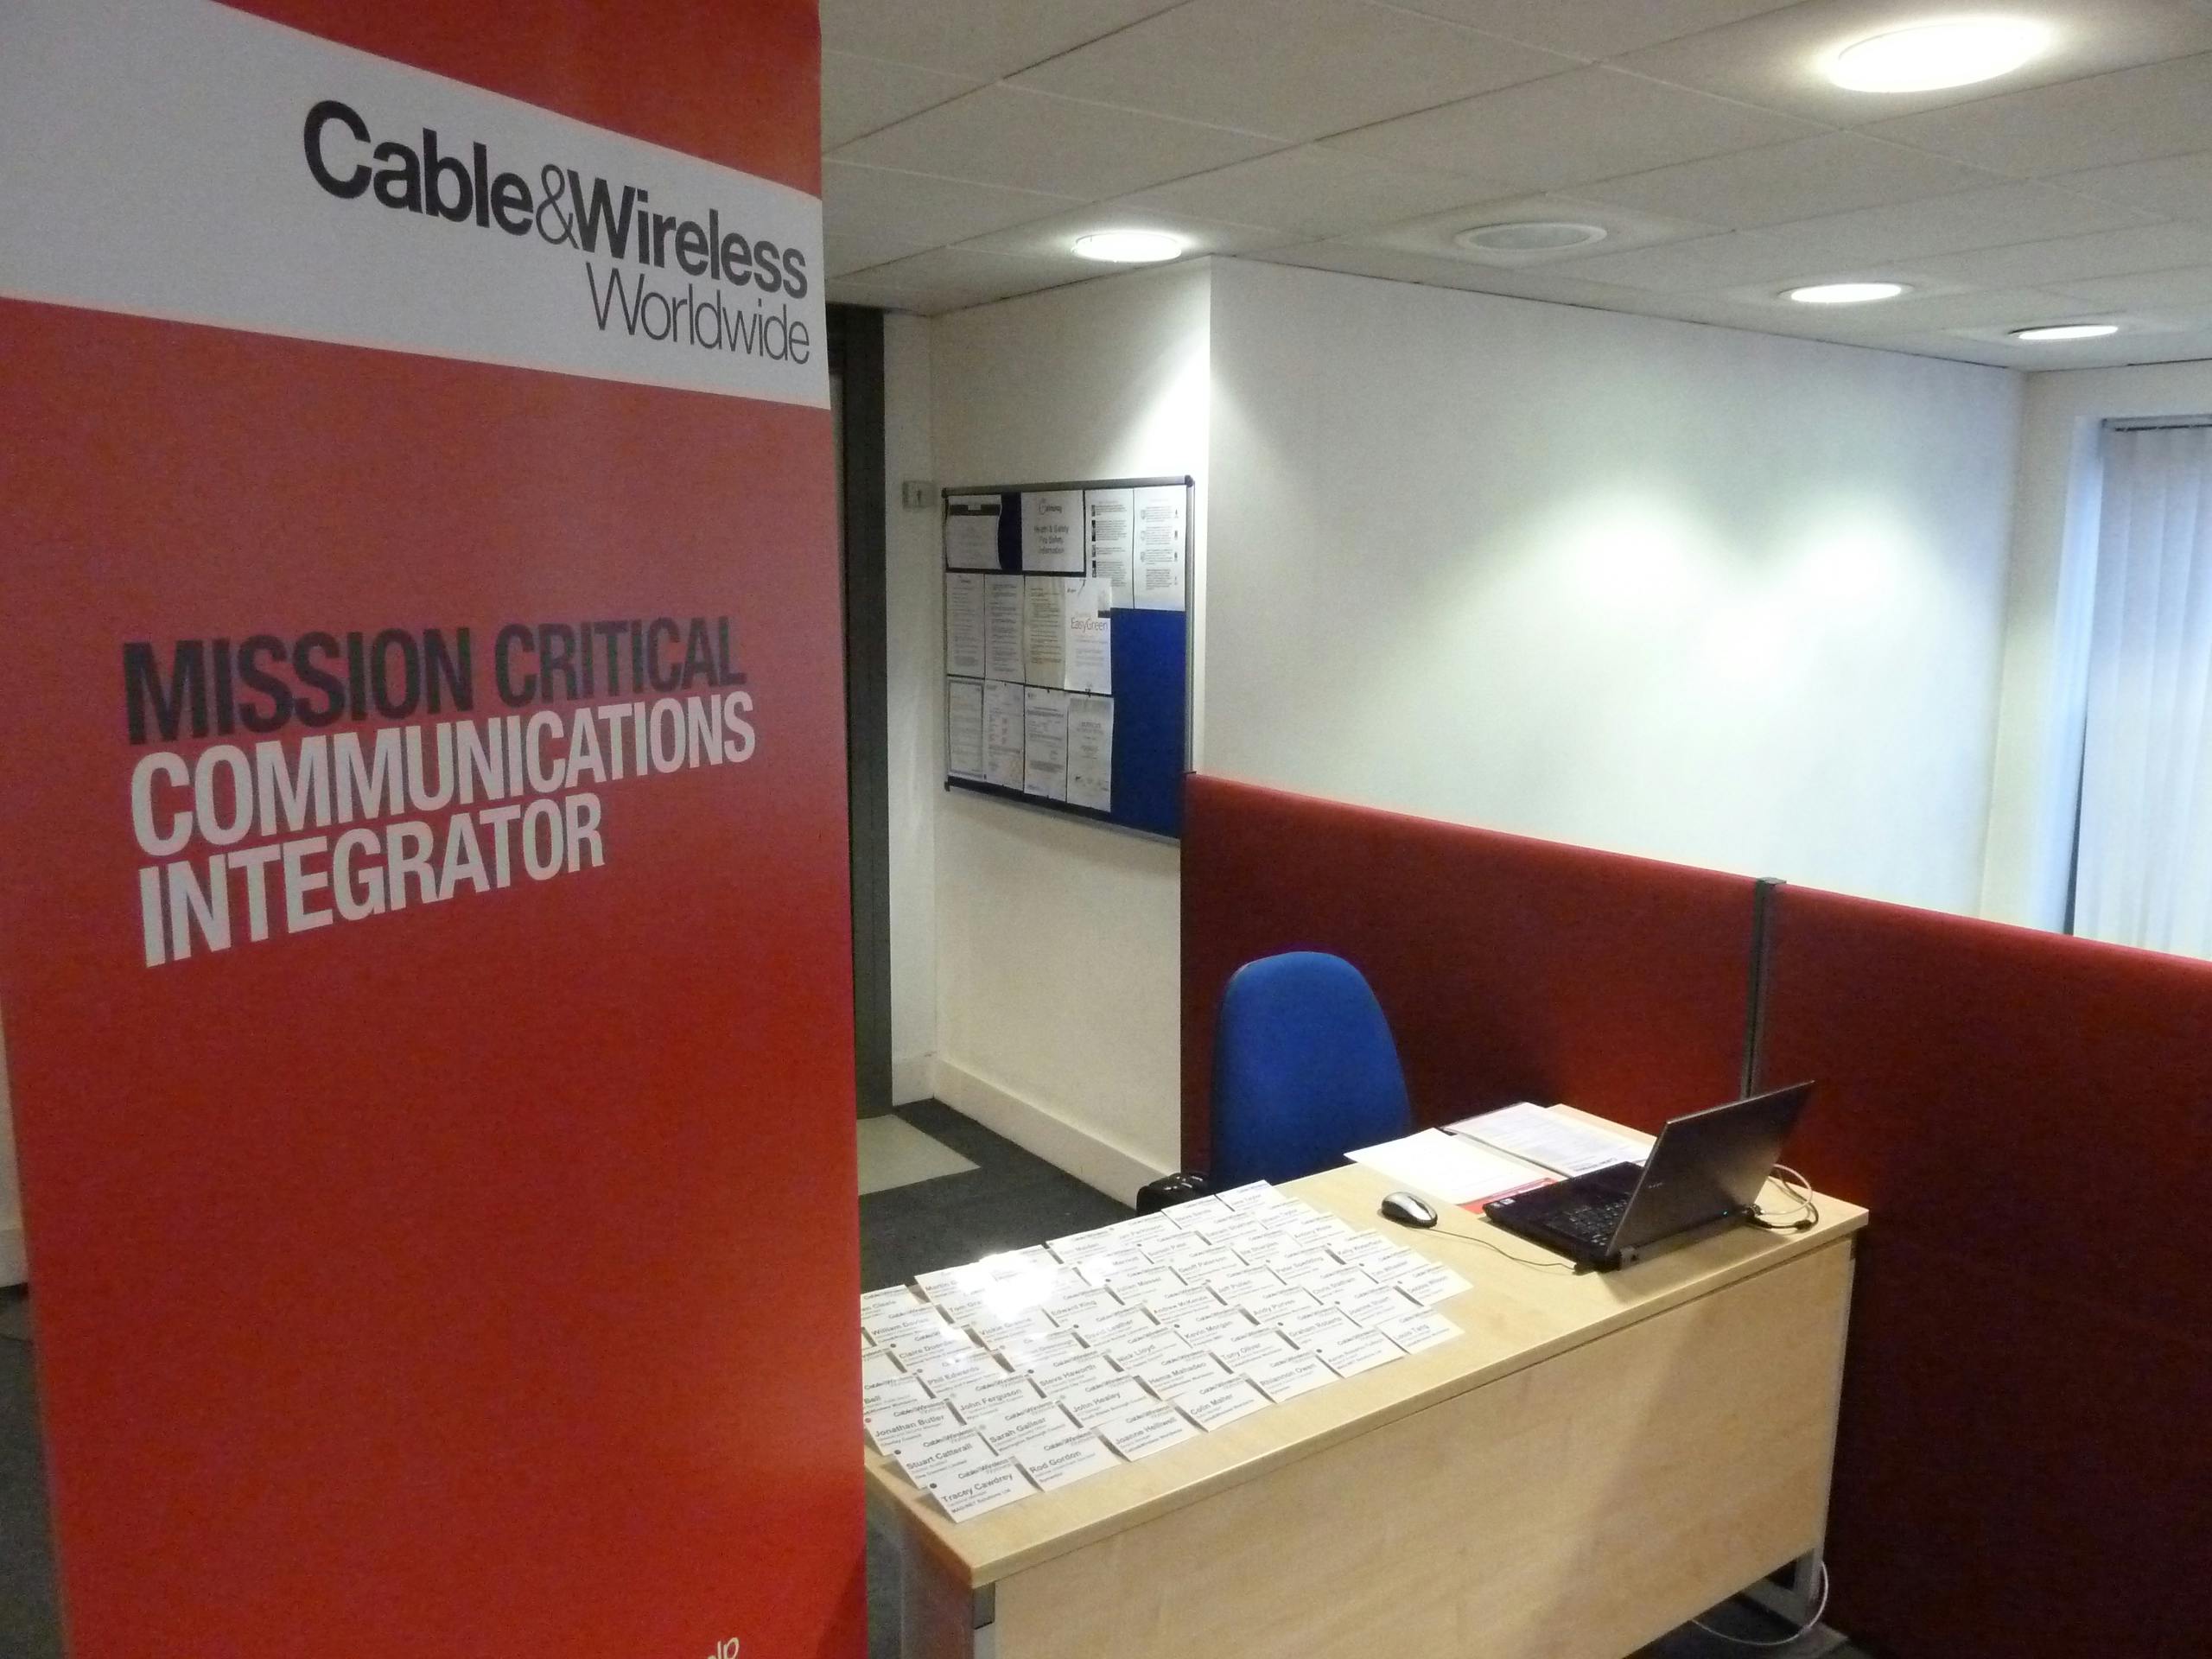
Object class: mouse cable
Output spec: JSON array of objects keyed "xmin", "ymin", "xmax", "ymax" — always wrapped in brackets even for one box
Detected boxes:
[
  {"xmin": 1688, "ymin": 1560, "xmax": 1831, "ymax": 1648},
  {"xmin": 1416, "ymin": 1224, "xmax": 1580, "ymax": 1273},
  {"xmin": 1747, "ymin": 1164, "xmax": 1820, "ymax": 1233}
]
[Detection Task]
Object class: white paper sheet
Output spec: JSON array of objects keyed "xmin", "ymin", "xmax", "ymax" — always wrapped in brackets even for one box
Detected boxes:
[
  {"xmin": 1023, "ymin": 686, "xmax": 1069, "ymax": 801},
  {"xmin": 946, "ymin": 679, "xmax": 985, "ymax": 780},
  {"xmin": 1133, "ymin": 484, "xmax": 1185, "ymax": 611},
  {"xmin": 1019, "ymin": 1426, "xmax": 1122, "ymax": 1491},
  {"xmin": 1092, "ymin": 1400, "xmax": 1198, "ymax": 1460},
  {"xmin": 1313, "ymin": 1327, "xmax": 1405, "ymax": 1378},
  {"xmin": 1066, "ymin": 693, "xmax": 1114, "ymax": 811},
  {"xmin": 1177, "ymin": 1374, "xmax": 1269, "ymax": 1431},
  {"xmin": 983, "ymin": 679, "xmax": 1025, "ymax": 790},
  {"xmin": 1021, "ymin": 488, "xmax": 1084, "ymax": 573},
  {"xmin": 944, "ymin": 572, "xmax": 984, "ymax": 679},
  {"xmin": 983, "ymin": 573, "xmax": 1024, "ymax": 682},
  {"xmin": 1063, "ymin": 576, "xmax": 1113, "ymax": 694},
  {"xmin": 1022, "ymin": 576, "xmax": 1069, "ymax": 687},
  {"xmin": 925, "ymin": 1458, "xmax": 1037, "ymax": 1522},
  {"xmin": 944, "ymin": 493, "xmax": 1001, "ymax": 570},
  {"xmin": 1345, "ymin": 1128, "xmax": 1550, "ymax": 1205},
  {"xmin": 1085, "ymin": 486, "xmax": 1135, "ymax": 607},
  {"xmin": 1448, "ymin": 1103, "xmax": 1648, "ymax": 1178}
]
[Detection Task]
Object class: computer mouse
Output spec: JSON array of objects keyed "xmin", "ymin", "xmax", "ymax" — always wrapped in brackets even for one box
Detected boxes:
[{"xmin": 1380, "ymin": 1191, "xmax": 1439, "ymax": 1229}]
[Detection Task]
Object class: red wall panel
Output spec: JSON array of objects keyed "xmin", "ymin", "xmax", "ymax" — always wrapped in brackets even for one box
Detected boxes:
[
  {"xmin": 1759, "ymin": 886, "xmax": 2212, "ymax": 1658},
  {"xmin": 1181, "ymin": 776, "xmax": 1758, "ymax": 1167}
]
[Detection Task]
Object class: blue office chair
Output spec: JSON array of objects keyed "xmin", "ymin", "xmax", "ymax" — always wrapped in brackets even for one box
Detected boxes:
[{"xmin": 1208, "ymin": 951, "xmax": 1412, "ymax": 1188}]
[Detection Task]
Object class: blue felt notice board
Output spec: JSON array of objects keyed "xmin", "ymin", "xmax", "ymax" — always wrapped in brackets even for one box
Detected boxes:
[{"xmin": 940, "ymin": 475, "xmax": 1192, "ymax": 838}]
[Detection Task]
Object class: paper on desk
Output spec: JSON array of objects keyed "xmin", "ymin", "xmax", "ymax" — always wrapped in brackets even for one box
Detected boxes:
[
  {"xmin": 1345, "ymin": 1128, "xmax": 1552, "ymax": 1206},
  {"xmin": 1448, "ymin": 1103, "xmax": 1647, "ymax": 1178}
]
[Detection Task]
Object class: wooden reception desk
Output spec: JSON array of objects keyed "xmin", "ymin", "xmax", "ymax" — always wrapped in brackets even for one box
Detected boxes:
[{"xmin": 866, "ymin": 1110, "xmax": 1866, "ymax": 1659}]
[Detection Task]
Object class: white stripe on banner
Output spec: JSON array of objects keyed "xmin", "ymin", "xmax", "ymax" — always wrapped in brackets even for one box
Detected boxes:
[{"xmin": 0, "ymin": 0, "xmax": 829, "ymax": 408}]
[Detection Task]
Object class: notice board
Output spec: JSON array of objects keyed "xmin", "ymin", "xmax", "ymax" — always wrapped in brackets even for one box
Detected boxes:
[{"xmin": 940, "ymin": 475, "xmax": 1192, "ymax": 838}]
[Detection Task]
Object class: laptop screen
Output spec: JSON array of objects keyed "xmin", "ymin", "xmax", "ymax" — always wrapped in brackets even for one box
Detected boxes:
[{"xmin": 1611, "ymin": 1084, "xmax": 1811, "ymax": 1254}]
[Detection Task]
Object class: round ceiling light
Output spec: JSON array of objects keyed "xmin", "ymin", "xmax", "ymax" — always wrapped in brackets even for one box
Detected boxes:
[
  {"xmin": 2012, "ymin": 322, "xmax": 2120, "ymax": 341},
  {"xmin": 1785, "ymin": 281, "xmax": 1910, "ymax": 305},
  {"xmin": 1072, "ymin": 230, "xmax": 1185, "ymax": 264},
  {"xmin": 1453, "ymin": 220, "xmax": 1608, "ymax": 252},
  {"xmin": 1826, "ymin": 18, "xmax": 2051, "ymax": 93}
]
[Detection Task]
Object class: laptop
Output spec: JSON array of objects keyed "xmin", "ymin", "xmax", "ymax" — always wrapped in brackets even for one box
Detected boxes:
[{"xmin": 1482, "ymin": 1084, "xmax": 1812, "ymax": 1270}]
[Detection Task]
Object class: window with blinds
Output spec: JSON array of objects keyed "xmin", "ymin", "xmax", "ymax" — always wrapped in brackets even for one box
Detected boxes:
[{"xmin": 2072, "ymin": 418, "xmax": 2212, "ymax": 957}]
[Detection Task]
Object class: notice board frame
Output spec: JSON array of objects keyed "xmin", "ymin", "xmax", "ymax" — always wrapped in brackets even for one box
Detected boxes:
[{"xmin": 939, "ymin": 474, "xmax": 1194, "ymax": 841}]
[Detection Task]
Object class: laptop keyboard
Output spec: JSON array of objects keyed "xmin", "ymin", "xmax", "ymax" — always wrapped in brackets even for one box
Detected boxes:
[{"xmin": 1552, "ymin": 1195, "xmax": 1630, "ymax": 1243}]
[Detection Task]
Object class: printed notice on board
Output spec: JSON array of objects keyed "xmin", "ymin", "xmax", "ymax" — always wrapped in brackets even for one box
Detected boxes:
[
  {"xmin": 945, "ymin": 495, "xmax": 1002, "ymax": 570},
  {"xmin": 947, "ymin": 680, "xmax": 986, "ymax": 779},
  {"xmin": 1023, "ymin": 688, "xmax": 1070, "ymax": 800},
  {"xmin": 984, "ymin": 681, "xmax": 1025, "ymax": 790},
  {"xmin": 944, "ymin": 572, "xmax": 985, "ymax": 678},
  {"xmin": 1022, "ymin": 577, "xmax": 1069, "ymax": 687},
  {"xmin": 1086, "ymin": 488, "xmax": 1135, "ymax": 608},
  {"xmin": 1064, "ymin": 578, "xmax": 1112, "ymax": 695},
  {"xmin": 1022, "ymin": 490, "xmax": 1084, "ymax": 574},
  {"xmin": 1067, "ymin": 695, "xmax": 1114, "ymax": 812},
  {"xmin": 984, "ymin": 575, "xmax": 1024, "ymax": 682},
  {"xmin": 1134, "ymin": 486, "xmax": 1186, "ymax": 611}
]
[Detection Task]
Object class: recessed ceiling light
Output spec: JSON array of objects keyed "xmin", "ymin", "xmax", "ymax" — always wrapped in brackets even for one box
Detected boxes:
[
  {"xmin": 2011, "ymin": 322, "xmax": 2120, "ymax": 341},
  {"xmin": 1453, "ymin": 221, "xmax": 1608, "ymax": 252},
  {"xmin": 1785, "ymin": 281, "xmax": 1910, "ymax": 305},
  {"xmin": 1826, "ymin": 19, "xmax": 2050, "ymax": 93},
  {"xmin": 1072, "ymin": 230, "xmax": 1185, "ymax": 264}
]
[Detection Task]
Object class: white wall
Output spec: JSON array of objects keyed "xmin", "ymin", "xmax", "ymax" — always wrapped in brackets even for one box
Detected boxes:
[
  {"xmin": 1981, "ymin": 361, "xmax": 2212, "ymax": 927},
  {"xmin": 1204, "ymin": 257, "xmax": 2024, "ymax": 914},
  {"xmin": 925, "ymin": 262, "xmax": 1211, "ymax": 1198},
  {"xmin": 883, "ymin": 314, "xmax": 939, "ymax": 1106},
  {"xmin": 906, "ymin": 254, "xmax": 2031, "ymax": 1201}
]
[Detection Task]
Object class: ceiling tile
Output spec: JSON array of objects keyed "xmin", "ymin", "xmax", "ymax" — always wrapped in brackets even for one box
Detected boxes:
[
  {"xmin": 818, "ymin": 0, "xmax": 1187, "ymax": 80},
  {"xmin": 1551, "ymin": 228, "xmax": 1825, "ymax": 290},
  {"xmin": 1355, "ymin": 194, "xmax": 1719, "ymax": 264},
  {"xmin": 2062, "ymin": 327, "xmax": 2212, "ymax": 365},
  {"xmin": 836, "ymin": 246, "xmax": 1097, "ymax": 306},
  {"xmin": 1573, "ymin": 289, "xmax": 1974, "ymax": 346},
  {"xmin": 1324, "ymin": 66, "xmax": 1819, "ymax": 193},
  {"xmin": 1384, "ymin": 0, "xmax": 1804, "ymax": 60},
  {"xmin": 1877, "ymin": 332, "xmax": 2052, "ymax": 368},
  {"xmin": 822, "ymin": 161, "xmax": 1081, "ymax": 273},
  {"xmin": 822, "ymin": 53, "xmax": 983, "ymax": 149},
  {"xmin": 1576, "ymin": 130, "xmax": 2005, "ymax": 228},
  {"xmin": 958, "ymin": 203, "xmax": 1301, "ymax": 260},
  {"xmin": 1744, "ymin": 183, "xmax": 2156, "ymax": 270},
  {"xmin": 832, "ymin": 85, "xmax": 1279, "ymax": 200},
  {"xmin": 826, "ymin": 275, "xmax": 952, "ymax": 313},
  {"xmin": 1252, "ymin": 240, "xmax": 1664, "ymax": 308},
  {"xmin": 1618, "ymin": 0, "xmax": 2212, "ymax": 127},
  {"xmin": 1117, "ymin": 146, "xmax": 1507, "ymax": 238},
  {"xmin": 1009, "ymin": 0, "xmax": 1576, "ymax": 143},
  {"xmin": 2053, "ymin": 149, "xmax": 2212, "ymax": 218},
  {"xmin": 1738, "ymin": 286, "xmax": 2088, "ymax": 334},
  {"xmin": 1864, "ymin": 50, "xmax": 2212, "ymax": 177},
  {"xmin": 1911, "ymin": 222, "xmax": 2212, "ymax": 289},
  {"xmin": 2046, "ymin": 264, "xmax": 2212, "ymax": 308}
]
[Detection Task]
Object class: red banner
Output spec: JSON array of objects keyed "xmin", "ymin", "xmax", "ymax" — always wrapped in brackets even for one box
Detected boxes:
[{"xmin": 0, "ymin": 3, "xmax": 861, "ymax": 1655}]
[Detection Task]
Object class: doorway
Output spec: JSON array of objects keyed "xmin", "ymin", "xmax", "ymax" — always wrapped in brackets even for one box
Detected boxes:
[{"xmin": 830, "ymin": 305, "xmax": 893, "ymax": 1117}]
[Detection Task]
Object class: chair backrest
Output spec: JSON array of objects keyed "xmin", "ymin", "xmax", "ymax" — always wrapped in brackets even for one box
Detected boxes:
[{"xmin": 1209, "ymin": 951, "xmax": 1412, "ymax": 1187}]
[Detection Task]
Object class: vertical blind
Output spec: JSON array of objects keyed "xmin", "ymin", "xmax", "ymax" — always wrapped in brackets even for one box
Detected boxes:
[{"xmin": 2075, "ymin": 423, "xmax": 2212, "ymax": 957}]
